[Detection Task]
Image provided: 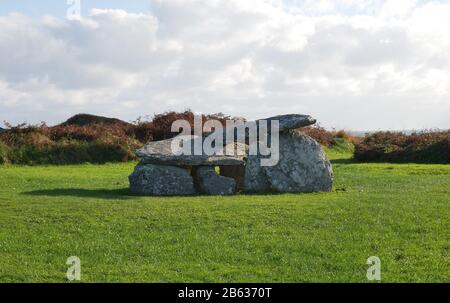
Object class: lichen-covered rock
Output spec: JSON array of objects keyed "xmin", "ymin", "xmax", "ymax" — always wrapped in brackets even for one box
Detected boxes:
[
  {"xmin": 129, "ymin": 164, "xmax": 196, "ymax": 196},
  {"xmin": 194, "ymin": 166, "xmax": 236, "ymax": 195},
  {"xmin": 130, "ymin": 113, "xmax": 330, "ymax": 196},
  {"xmin": 216, "ymin": 114, "xmax": 316, "ymax": 144},
  {"xmin": 257, "ymin": 114, "xmax": 316, "ymax": 133},
  {"xmin": 244, "ymin": 130, "xmax": 333, "ymax": 193},
  {"xmin": 136, "ymin": 135, "xmax": 246, "ymax": 166},
  {"xmin": 244, "ymin": 155, "xmax": 271, "ymax": 192}
]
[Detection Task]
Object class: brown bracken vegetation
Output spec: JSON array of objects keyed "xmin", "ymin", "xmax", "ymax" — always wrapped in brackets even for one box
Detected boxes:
[
  {"xmin": 300, "ymin": 125, "xmax": 361, "ymax": 147},
  {"xmin": 354, "ymin": 131, "xmax": 450, "ymax": 164},
  {"xmin": 1, "ymin": 112, "xmax": 448, "ymax": 164},
  {"xmin": 0, "ymin": 111, "xmax": 240, "ymax": 165}
]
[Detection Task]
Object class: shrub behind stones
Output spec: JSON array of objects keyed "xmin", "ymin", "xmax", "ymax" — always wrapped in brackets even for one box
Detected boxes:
[{"xmin": 354, "ymin": 131, "xmax": 450, "ymax": 163}]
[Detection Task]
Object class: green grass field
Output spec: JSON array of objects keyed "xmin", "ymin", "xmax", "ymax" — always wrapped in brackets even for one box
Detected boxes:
[{"xmin": 0, "ymin": 151, "xmax": 449, "ymax": 282}]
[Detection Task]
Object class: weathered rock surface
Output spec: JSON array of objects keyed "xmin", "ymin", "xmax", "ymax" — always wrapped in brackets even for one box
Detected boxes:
[
  {"xmin": 129, "ymin": 164, "xmax": 196, "ymax": 195},
  {"xmin": 214, "ymin": 113, "xmax": 316, "ymax": 145},
  {"xmin": 244, "ymin": 130, "xmax": 333, "ymax": 193},
  {"xmin": 129, "ymin": 113, "xmax": 332, "ymax": 196},
  {"xmin": 136, "ymin": 135, "xmax": 246, "ymax": 166},
  {"xmin": 244, "ymin": 155, "xmax": 271, "ymax": 192},
  {"xmin": 194, "ymin": 166, "xmax": 236, "ymax": 195},
  {"xmin": 256, "ymin": 114, "xmax": 316, "ymax": 133}
]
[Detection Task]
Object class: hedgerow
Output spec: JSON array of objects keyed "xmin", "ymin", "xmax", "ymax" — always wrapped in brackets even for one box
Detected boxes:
[
  {"xmin": 354, "ymin": 131, "xmax": 450, "ymax": 163},
  {"xmin": 0, "ymin": 111, "xmax": 238, "ymax": 165},
  {"xmin": 1, "ymin": 112, "xmax": 447, "ymax": 164}
]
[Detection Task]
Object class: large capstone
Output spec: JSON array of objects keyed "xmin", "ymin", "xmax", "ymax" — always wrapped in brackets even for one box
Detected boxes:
[
  {"xmin": 256, "ymin": 114, "xmax": 316, "ymax": 133},
  {"xmin": 193, "ymin": 166, "xmax": 236, "ymax": 195},
  {"xmin": 244, "ymin": 130, "xmax": 333, "ymax": 193},
  {"xmin": 216, "ymin": 114, "xmax": 316, "ymax": 144},
  {"xmin": 136, "ymin": 135, "xmax": 246, "ymax": 166},
  {"xmin": 129, "ymin": 164, "xmax": 196, "ymax": 196}
]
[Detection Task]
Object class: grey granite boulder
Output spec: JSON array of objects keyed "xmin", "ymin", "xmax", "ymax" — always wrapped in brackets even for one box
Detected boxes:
[
  {"xmin": 194, "ymin": 166, "xmax": 236, "ymax": 195},
  {"xmin": 244, "ymin": 155, "xmax": 271, "ymax": 192},
  {"xmin": 129, "ymin": 164, "xmax": 196, "ymax": 195},
  {"xmin": 256, "ymin": 114, "xmax": 316, "ymax": 133},
  {"xmin": 244, "ymin": 130, "xmax": 333, "ymax": 193},
  {"xmin": 136, "ymin": 135, "xmax": 246, "ymax": 166},
  {"xmin": 129, "ymin": 113, "xmax": 330, "ymax": 196},
  {"xmin": 217, "ymin": 114, "xmax": 316, "ymax": 144}
]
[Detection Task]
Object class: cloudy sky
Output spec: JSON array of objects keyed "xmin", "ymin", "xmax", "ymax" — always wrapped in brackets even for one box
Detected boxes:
[{"xmin": 0, "ymin": 0, "xmax": 449, "ymax": 130}]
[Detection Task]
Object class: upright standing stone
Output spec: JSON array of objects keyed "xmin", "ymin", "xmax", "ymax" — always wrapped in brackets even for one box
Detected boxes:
[
  {"xmin": 244, "ymin": 155, "xmax": 271, "ymax": 192},
  {"xmin": 129, "ymin": 164, "xmax": 196, "ymax": 195},
  {"xmin": 244, "ymin": 130, "xmax": 333, "ymax": 193}
]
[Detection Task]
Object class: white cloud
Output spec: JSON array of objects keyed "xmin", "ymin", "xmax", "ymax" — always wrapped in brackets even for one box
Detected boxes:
[{"xmin": 0, "ymin": 0, "xmax": 449, "ymax": 130}]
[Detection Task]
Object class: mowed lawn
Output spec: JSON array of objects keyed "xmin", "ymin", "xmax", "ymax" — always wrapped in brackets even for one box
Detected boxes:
[{"xmin": 0, "ymin": 153, "xmax": 449, "ymax": 282}]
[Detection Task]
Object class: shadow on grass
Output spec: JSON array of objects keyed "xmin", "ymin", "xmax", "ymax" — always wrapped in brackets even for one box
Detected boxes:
[
  {"xmin": 23, "ymin": 188, "xmax": 301, "ymax": 199},
  {"xmin": 23, "ymin": 187, "xmax": 335, "ymax": 200},
  {"xmin": 23, "ymin": 188, "xmax": 134, "ymax": 200}
]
